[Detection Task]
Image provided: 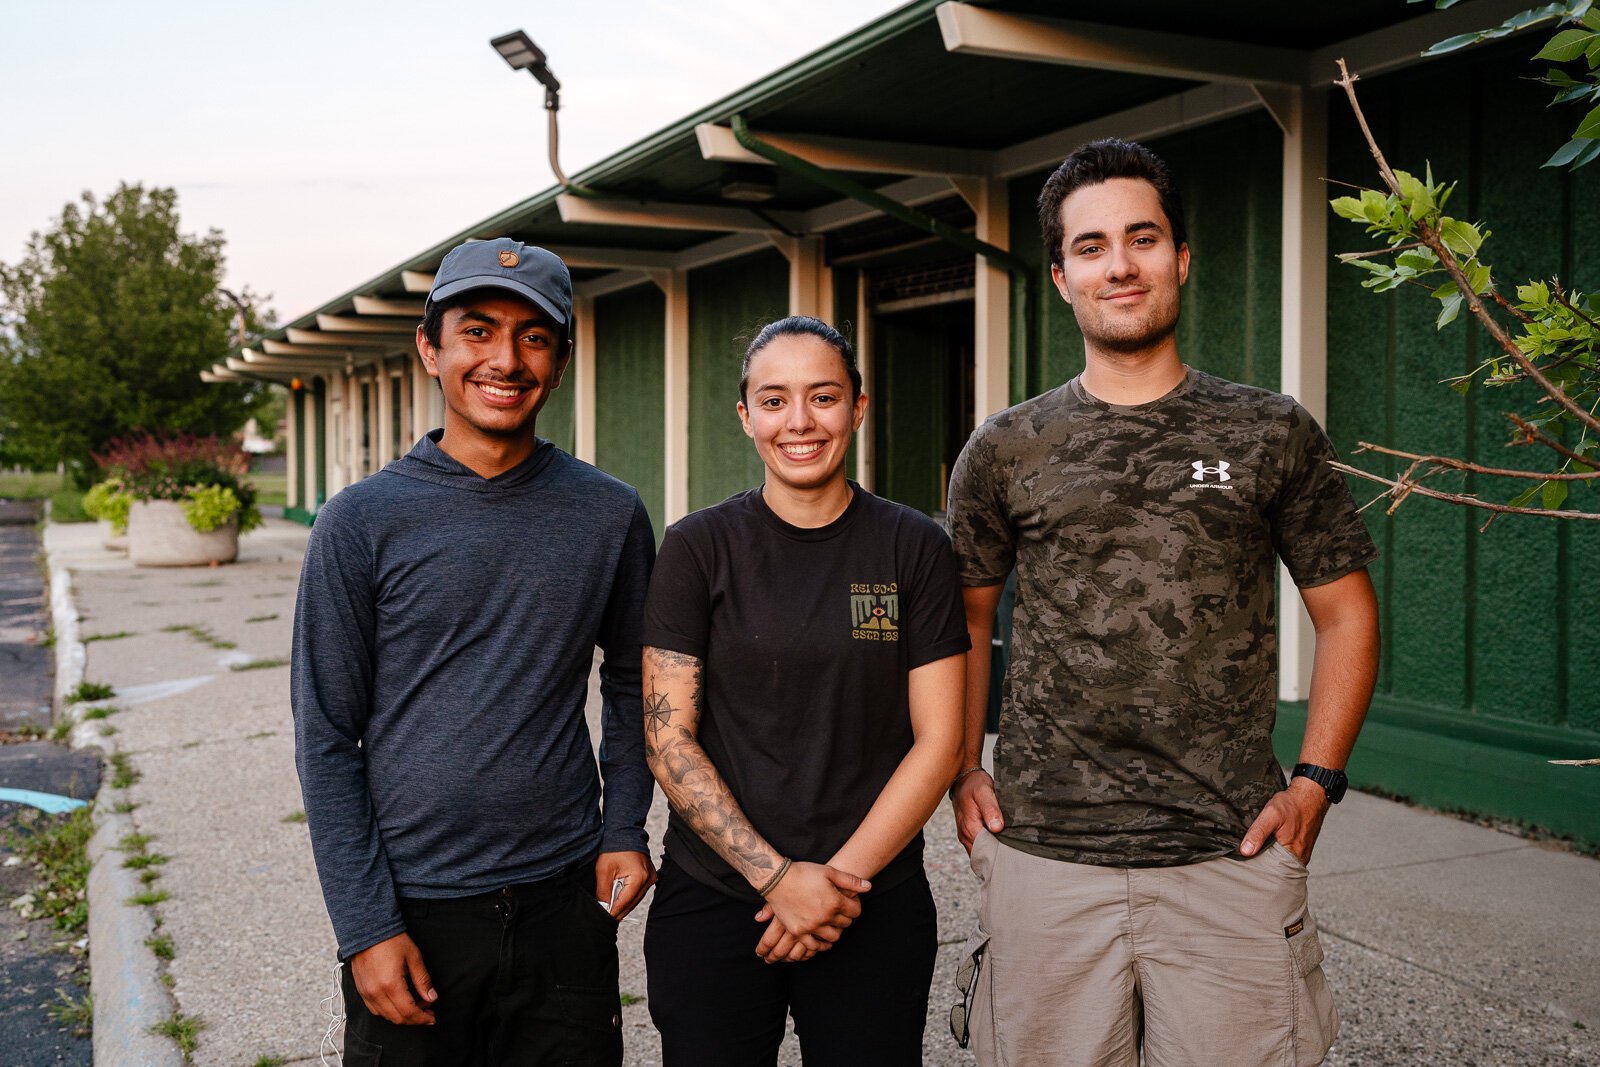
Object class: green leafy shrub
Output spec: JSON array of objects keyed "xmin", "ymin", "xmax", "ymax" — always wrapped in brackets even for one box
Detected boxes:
[{"xmin": 83, "ymin": 479, "xmax": 132, "ymax": 533}]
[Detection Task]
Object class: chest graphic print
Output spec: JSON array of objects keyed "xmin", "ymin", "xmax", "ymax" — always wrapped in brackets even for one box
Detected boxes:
[{"xmin": 849, "ymin": 582, "xmax": 899, "ymax": 642}]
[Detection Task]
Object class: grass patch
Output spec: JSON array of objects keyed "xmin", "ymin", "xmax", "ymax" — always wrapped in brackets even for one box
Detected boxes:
[
  {"xmin": 254, "ymin": 1057, "xmax": 288, "ymax": 1067},
  {"xmin": 115, "ymin": 831, "xmax": 153, "ymax": 852},
  {"xmin": 244, "ymin": 614, "xmax": 279, "ymax": 623},
  {"xmin": 83, "ymin": 631, "xmax": 135, "ymax": 643},
  {"xmin": 109, "ymin": 753, "xmax": 140, "ymax": 789},
  {"xmin": 40, "ymin": 626, "xmax": 55, "ymax": 648},
  {"xmin": 280, "ymin": 810, "xmax": 307, "ymax": 824},
  {"xmin": 46, "ymin": 988, "xmax": 93, "ymax": 1037},
  {"xmin": 122, "ymin": 851, "xmax": 169, "ymax": 870},
  {"xmin": 145, "ymin": 933, "xmax": 175, "ymax": 961},
  {"xmin": 230, "ymin": 658, "xmax": 288, "ymax": 672},
  {"xmin": 50, "ymin": 718, "xmax": 72, "ymax": 742},
  {"xmin": 49, "ymin": 487, "xmax": 90, "ymax": 522},
  {"xmin": 110, "ymin": 800, "xmax": 139, "ymax": 814},
  {"xmin": 245, "ymin": 731, "xmax": 277, "ymax": 740},
  {"xmin": 139, "ymin": 869, "xmax": 162, "ymax": 885},
  {"xmin": 160, "ymin": 623, "xmax": 235, "ymax": 650},
  {"xmin": 98, "ymin": 724, "xmax": 117, "ymax": 737},
  {"xmin": 81, "ymin": 705, "xmax": 119, "ymax": 721},
  {"xmin": 620, "ymin": 992, "xmax": 645, "ymax": 1007},
  {"xmin": 149, "ymin": 1012, "xmax": 206, "ymax": 1061},
  {"xmin": 66, "ymin": 681, "xmax": 114, "ymax": 703},
  {"xmin": 5, "ymin": 805, "xmax": 94, "ymax": 934},
  {"xmin": 0, "ymin": 470, "xmax": 66, "ymax": 499},
  {"xmin": 253, "ymin": 471, "xmax": 287, "ymax": 508},
  {"xmin": 127, "ymin": 888, "xmax": 170, "ymax": 907}
]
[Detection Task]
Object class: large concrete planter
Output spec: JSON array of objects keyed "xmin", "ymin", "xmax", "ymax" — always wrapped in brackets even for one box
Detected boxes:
[
  {"xmin": 97, "ymin": 520, "xmax": 128, "ymax": 553},
  {"xmin": 127, "ymin": 499, "xmax": 237, "ymax": 567}
]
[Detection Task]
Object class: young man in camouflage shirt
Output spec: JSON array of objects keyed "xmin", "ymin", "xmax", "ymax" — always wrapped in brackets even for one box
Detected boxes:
[{"xmin": 945, "ymin": 139, "xmax": 1380, "ymax": 1066}]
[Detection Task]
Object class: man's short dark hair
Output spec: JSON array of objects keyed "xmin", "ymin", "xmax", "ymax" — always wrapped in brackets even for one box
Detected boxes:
[
  {"xmin": 419, "ymin": 290, "xmax": 570, "ymax": 352},
  {"xmin": 1036, "ymin": 138, "xmax": 1187, "ymax": 270}
]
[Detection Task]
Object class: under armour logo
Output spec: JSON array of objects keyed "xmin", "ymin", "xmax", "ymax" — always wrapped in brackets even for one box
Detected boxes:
[{"xmin": 1192, "ymin": 460, "xmax": 1231, "ymax": 483}]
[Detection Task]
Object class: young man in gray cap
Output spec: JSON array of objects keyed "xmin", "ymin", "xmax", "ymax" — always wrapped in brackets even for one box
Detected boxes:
[{"xmin": 292, "ymin": 237, "xmax": 656, "ymax": 1065}]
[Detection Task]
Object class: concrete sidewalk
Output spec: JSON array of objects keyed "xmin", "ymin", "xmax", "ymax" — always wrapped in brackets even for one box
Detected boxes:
[{"xmin": 48, "ymin": 517, "xmax": 1600, "ymax": 1066}]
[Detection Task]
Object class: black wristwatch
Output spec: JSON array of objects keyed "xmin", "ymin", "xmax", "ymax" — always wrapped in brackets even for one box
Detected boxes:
[{"xmin": 1292, "ymin": 763, "xmax": 1348, "ymax": 804}]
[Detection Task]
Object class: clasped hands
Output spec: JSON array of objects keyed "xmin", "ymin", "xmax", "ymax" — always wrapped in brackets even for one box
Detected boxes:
[{"xmin": 751, "ymin": 861, "xmax": 870, "ymax": 965}]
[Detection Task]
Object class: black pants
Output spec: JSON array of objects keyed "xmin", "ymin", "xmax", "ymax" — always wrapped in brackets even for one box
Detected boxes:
[
  {"xmin": 643, "ymin": 855, "xmax": 937, "ymax": 1066},
  {"xmin": 341, "ymin": 864, "xmax": 623, "ymax": 1067}
]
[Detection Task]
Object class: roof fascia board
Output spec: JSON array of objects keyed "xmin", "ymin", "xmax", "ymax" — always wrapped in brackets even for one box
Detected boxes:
[
  {"xmin": 936, "ymin": 2, "xmax": 1307, "ymax": 87},
  {"xmin": 284, "ymin": 328, "xmax": 396, "ymax": 348},
  {"xmin": 352, "ymin": 296, "xmax": 424, "ymax": 317},
  {"xmin": 695, "ymin": 122, "xmax": 993, "ymax": 177},
  {"xmin": 993, "ymin": 83, "xmax": 1263, "ymax": 179},
  {"xmin": 545, "ymin": 245, "xmax": 681, "ymax": 270},
  {"xmin": 262, "ymin": 340, "xmax": 365, "ymax": 359},
  {"xmin": 556, "ymin": 193, "xmax": 802, "ymax": 234},
  {"xmin": 316, "ymin": 314, "xmax": 417, "ymax": 334},
  {"xmin": 401, "ymin": 271, "xmax": 435, "ymax": 294},
  {"xmin": 1307, "ymin": 0, "xmax": 1538, "ymax": 84}
]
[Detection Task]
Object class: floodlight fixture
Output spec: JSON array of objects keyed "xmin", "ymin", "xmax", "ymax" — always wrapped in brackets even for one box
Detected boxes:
[{"xmin": 491, "ymin": 29, "xmax": 561, "ymax": 110}]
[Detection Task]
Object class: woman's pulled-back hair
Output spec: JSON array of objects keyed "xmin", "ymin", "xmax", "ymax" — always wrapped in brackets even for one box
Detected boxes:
[{"xmin": 738, "ymin": 316, "xmax": 862, "ymax": 404}]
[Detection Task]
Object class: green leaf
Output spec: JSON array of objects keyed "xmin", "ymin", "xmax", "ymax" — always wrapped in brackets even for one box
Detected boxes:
[
  {"xmin": 1509, "ymin": 484, "xmax": 1542, "ymax": 507},
  {"xmin": 1397, "ymin": 250, "xmax": 1438, "ymax": 271},
  {"xmin": 1543, "ymin": 480, "xmax": 1570, "ymax": 509},
  {"xmin": 1573, "ymin": 138, "xmax": 1600, "ymax": 167},
  {"xmin": 1425, "ymin": 31, "xmax": 1484, "ymax": 55},
  {"xmin": 1438, "ymin": 218, "xmax": 1485, "ymax": 256},
  {"xmin": 1535, "ymin": 27, "xmax": 1597, "ymax": 62},
  {"xmin": 1574, "ymin": 102, "xmax": 1600, "ymax": 139},
  {"xmin": 1449, "ymin": 378, "xmax": 1474, "ymax": 394},
  {"xmin": 1437, "ymin": 291, "xmax": 1464, "ymax": 328},
  {"xmin": 1518, "ymin": 281, "xmax": 1551, "ymax": 305},
  {"xmin": 1543, "ymin": 137, "xmax": 1593, "ymax": 167},
  {"xmin": 1330, "ymin": 196, "xmax": 1368, "ymax": 221}
]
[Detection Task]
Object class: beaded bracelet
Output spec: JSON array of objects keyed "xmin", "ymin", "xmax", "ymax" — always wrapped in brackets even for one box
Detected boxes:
[{"xmin": 757, "ymin": 856, "xmax": 793, "ymax": 898}]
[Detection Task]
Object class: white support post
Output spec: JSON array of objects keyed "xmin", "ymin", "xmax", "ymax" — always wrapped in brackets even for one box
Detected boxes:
[
  {"xmin": 395, "ymin": 364, "xmax": 412, "ymax": 452},
  {"xmin": 855, "ymin": 272, "xmax": 876, "ymax": 491},
  {"xmin": 285, "ymin": 390, "xmax": 300, "ymax": 511},
  {"xmin": 972, "ymin": 177, "xmax": 1012, "ymax": 422},
  {"xmin": 769, "ymin": 235, "xmax": 827, "ymax": 317},
  {"xmin": 374, "ymin": 362, "xmax": 394, "ymax": 468},
  {"xmin": 410, "ymin": 357, "xmax": 433, "ymax": 438},
  {"xmin": 650, "ymin": 269, "xmax": 692, "ymax": 524},
  {"xmin": 1276, "ymin": 85, "xmax": 1329, "ymax": 704},
  {"xmin": 572, "ymin": 293, "xmax": 597, "ymax": 464}
]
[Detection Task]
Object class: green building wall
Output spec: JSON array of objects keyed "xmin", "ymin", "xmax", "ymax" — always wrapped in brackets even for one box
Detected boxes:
[
  {"xmin": 594, "ymin": 284, "xmax": 667, "ymax": 527},
  {"xmin": 687, "ymin": 250, "xmax": 789, "ymax": 510}
]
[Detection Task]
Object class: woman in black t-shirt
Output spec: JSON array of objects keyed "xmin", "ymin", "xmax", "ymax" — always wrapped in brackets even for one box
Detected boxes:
[{"xmin": 639, "ymin": 315, "xmax": 968, "ymax": 1065}]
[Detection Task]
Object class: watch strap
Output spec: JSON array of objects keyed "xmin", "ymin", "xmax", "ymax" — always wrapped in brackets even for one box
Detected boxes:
[{"xmin": 1292, "ymin": 763, "xmax": 1348, "ymax": 804}]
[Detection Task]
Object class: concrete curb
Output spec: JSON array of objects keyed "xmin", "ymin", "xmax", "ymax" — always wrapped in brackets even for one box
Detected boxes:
[
  {"xmin": 42, "ymin": 522, "xmax": 181, "ymax": 1065},
  {"xmin": 87, "ymin": 788, "xmax": 183, "ymax": 1067}
]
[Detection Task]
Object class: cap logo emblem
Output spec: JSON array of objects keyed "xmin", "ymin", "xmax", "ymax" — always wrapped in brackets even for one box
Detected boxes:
[{"xmin": 499, "ymin": 250, "xmax": 519, "ymax": 268}]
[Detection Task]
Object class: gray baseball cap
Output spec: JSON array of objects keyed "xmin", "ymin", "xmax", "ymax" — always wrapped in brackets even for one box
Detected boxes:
[{"xmin": 425, "ymin": 238, "xmax": 571, "ymax": 325}]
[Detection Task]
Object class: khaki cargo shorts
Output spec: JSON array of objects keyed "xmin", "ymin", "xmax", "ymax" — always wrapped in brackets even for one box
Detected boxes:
[{"xmin": 956, "ymin": 829, "xmax": 1336, "ymax": 1067}]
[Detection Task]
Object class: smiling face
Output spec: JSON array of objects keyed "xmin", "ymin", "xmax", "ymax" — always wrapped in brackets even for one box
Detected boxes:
[
  {"xmin": 737, "ymin": 334, "xmax": 866, "ymax": 500},
  {"xmin": 415, "ymin": 291, "xmax": 570, "ymax": 450},
  {"xmin": 1050, "ymin": 177, "xmax": 1190, "ymax": 360}
]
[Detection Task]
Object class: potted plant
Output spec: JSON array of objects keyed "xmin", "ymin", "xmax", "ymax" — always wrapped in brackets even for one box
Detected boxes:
[
  {"xmin": 82, "ymin": 477, "xmax": 132, "ymax": 550},
  {"xmin": 94, "ymin": 434, "xmax": 263, "ymax": 567}
]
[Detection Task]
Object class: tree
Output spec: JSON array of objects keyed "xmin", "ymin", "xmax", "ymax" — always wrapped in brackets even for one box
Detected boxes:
[
  {"xmin": 0, "ymin": 183, "xmax": 269, "ymax": 482},
  {"xmin": 1327, "ymin": 1, "xmax": 1600, "ymax": 527}
]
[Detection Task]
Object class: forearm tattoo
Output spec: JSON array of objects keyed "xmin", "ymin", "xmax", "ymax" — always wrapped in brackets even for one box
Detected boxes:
[{"xmin": 643, "ymin": 647, "xmax": 776, "ymax": 880}]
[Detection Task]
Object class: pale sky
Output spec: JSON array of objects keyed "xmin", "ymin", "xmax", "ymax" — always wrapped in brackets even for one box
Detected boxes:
[{"xmin": 0, "ymin": 1, "xmax": 906, "ymax": 323}]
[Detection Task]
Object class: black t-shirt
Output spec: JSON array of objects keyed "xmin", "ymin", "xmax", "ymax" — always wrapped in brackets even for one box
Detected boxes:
[{"xmin": 641, "ymin": 484, "xmax": 970, "ymax": 902}]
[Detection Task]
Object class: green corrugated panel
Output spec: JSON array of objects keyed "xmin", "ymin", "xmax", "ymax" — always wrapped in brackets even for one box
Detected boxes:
[
  {"xmin": 873, "ymin": 304, "xmax": 972, "ymax": 513},
  {"xmin": 687, "ymin": 252, "xmax": 788, "ymax": 510},
  {"xmin": 1152, "ymin": 113, "xmax": 1283, "ymax": 391},
  {"xmin": 1469, "ymin": 61, "xmax": 1569, "ymax": 728},
  {"xmin": 595, "ymin": 284, "xmax": 666, "ymax": 530},
  {"xmin": 1568, "ymin": 142, "xmax": 1600, "ymax": 734},
  {"xmin": 538, "ymin": 362, "xmax": 576, "ymax": 454}
]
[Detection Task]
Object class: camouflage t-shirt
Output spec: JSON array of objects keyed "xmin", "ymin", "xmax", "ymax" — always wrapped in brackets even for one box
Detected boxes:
[{"xmin": 945, "ymin": 368, "xmax": 1377, "ymax": 867}]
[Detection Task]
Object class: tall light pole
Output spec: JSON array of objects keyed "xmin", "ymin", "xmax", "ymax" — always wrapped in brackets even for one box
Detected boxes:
[{"xmin": 490, "ymin": 30, "xmax": 587, "ymax": 192}]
